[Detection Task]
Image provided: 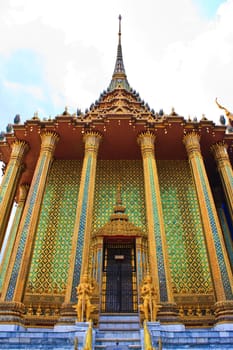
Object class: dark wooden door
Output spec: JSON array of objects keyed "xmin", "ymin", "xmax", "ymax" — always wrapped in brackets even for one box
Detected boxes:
[{"xmin": 105, "ymin": 245, "xmax": 134, "ymax": 312}]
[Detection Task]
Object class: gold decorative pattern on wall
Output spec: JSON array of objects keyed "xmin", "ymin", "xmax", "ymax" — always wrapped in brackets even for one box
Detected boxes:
[
  {"xmin": 93, "ymin": 160, "xmax": 146, "ymax": 233},
  {"xmin": 157, "ymin": 160, "xmax": 213, "ymax": 294},
  {"xmin": 26, "ymin": 160, "xmax": 82, "ymax": 295}
]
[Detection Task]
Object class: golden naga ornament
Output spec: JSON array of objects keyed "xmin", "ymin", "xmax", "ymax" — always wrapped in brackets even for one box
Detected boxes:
[
  {"xmin": 73, "ymin": 274, "xmax": 96, "ymax": 322},
  {"xmin": 215, "ymin": 98, "xmax": 233, "ymax": 124}
]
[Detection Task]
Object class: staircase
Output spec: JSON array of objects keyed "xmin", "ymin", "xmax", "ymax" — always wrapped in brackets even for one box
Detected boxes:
[{"xmin": 95, "ymin": 314, "xmax": 142, "ymax": 350}]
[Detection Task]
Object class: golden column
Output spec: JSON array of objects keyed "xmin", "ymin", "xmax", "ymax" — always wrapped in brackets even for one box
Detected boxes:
[
  {"xmin": 0, "ymin": 140, "xmax": 28, "ymax": 249},
  {"xmin": 137, "ymin": 131, "xmax": 176, "ymax": 319},
  {"xmin": 1, "ymin": 131, "xmax": 59, "ymax": 302},
  {"xmin": 65, "ymin": 131, "xmax": 102, "ymax": 304},
  {"xmin": 91, "ymin": 236, "xmax": 103, "ymax": 286},
  {"xmin": 211, "ymin": 142, "xmax": 233, "ymax": 222},
  {"xmin": 0, "ymin": 184, "xmax": 29, "ymax": 293},
  {"xmin": 183, "ymin": 132, "xmax": 233, "ymax": 319}
]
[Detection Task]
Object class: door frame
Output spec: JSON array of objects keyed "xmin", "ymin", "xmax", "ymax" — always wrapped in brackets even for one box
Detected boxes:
[{"xmin": 101, "ymin": 237, "xmax": 137, "ymax": 313}]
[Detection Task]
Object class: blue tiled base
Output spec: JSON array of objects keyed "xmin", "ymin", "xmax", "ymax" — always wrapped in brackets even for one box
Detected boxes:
[
  {"xmin": 0, "ymin": 322, "xmax": 233, "ymax": 349},
  {"xmin": 148, "ymin": 322, "xmax": 233, "ymax": 349},
  {"xmin": 0, "ymin": 322, "xmax": 90, "ymax": 350}
]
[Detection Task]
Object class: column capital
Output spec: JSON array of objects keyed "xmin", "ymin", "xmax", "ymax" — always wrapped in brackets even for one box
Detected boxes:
[
  {"xmin": 137, "ymin": 131, "xmax": 156, "ymax": 156},
  {"xmin": 210, "ymin": 142, "xmax": 229, "ymax": 164},
  {"xmin": 0, "ymin": 140, "xmax": 29, "ymax": 246},
  {"xmin": 83, "ymin": 131, "xmax": 102, "ymax": 154},
  {"xmin": 40, "ymin": 131, "xmax": 60, "ymax": 154},
  {"xmin": 183, "ymin": 132, "xmax": 201, "ymax": 156},
  {"xmin": 18, "ymin": 184, "xmax": 29, "ymax": 204},
  {"xmin": 10, "ymin": 140, "xmax": 29, "ymax": 163}
]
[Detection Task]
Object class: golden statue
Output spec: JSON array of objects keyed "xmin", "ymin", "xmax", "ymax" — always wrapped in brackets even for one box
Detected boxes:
[
  {"xmin": 140, "ymin": 274, "xmax": 160, "ymax": 321},
  {"xmin": 73, "ymin": 274, "xmax": 95, "ymax": 322},
  {"xmin": 215, "ymin": 98, "xmax": 233, "ymax": 123}
]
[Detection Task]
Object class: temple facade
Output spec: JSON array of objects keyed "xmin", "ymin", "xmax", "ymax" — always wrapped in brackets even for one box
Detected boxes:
[{"xmin": 0, "ymin": 16, "xmax": 233, "ymax": 349}]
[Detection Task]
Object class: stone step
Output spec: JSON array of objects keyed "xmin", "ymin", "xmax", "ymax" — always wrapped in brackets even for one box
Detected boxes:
[
  {"xmin": 95, "ymin": 337, "xmax": 141, "ymax": 345},
  {"xmin": 99, "ymin": 326, "xmax": 140, "ymax": 331},
  {"xmin": 99, "ymin": 320, "xmax": 140, "ymax": 325},
  {"xmin": 99, "ymin": 314, "xmax": 140, "ymax": 332},
  {"xmin": 95, "ymin": 345, "xmax": 141, "ymax": 350},
  {"xmin": 95, "ymin": 314, "xmax": 142, "ymax": 350},
  {"xmin": 99, "ymin": 314, "xmax": 139, "ymax": 323},
  {"xmin": 96, "ymin": 331, "xmax": 140, "ymax": 338}
]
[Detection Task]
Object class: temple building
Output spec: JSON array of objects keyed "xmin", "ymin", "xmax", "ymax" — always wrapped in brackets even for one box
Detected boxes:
[{"xmin": 0, "ymin": 16, "xmax": 232, "ymax": 349}]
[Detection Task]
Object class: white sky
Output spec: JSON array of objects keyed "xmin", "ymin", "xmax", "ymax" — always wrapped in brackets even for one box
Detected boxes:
[{"xmin": 0, "ymin": 0, "xmax": 232, "ymax": 132}]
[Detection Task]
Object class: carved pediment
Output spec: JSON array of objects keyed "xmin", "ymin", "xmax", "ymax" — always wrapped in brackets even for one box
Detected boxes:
[{"xmin": 81, "ymin": 88, "xmax": 157, "ymax": 122}]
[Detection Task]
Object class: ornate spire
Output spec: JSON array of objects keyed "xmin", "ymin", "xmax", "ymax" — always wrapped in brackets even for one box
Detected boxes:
[
  {"xmin": 94, "ymin": 184, "xmax": 144, "ymax": 238},
  {"xmin": 112, "ymin": 183, "xmax": 126, "ymax": 216},
  {"xmin": 108, "ymin": 15, "xmax": 131, "ymax": 92},
  {"xmin": 116, "ymin": 183, "xmax": 122, "ymax": 205}
]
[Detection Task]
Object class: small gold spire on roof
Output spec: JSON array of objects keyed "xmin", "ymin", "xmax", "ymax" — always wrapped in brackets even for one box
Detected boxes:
[
  {"xmin": 33, "ymin": 111, "xmax": 39, "ymax": 120},
  {"xmin": 116, "ymin": 183, "xmax": 122, "ymax": 205},
  {"xmin": 62, "ymin": 106, "xmax": 70, "ymax": 116},
  {"xmin": 113, "ymin": 183, "xmax": 126, "ymax": 216}
]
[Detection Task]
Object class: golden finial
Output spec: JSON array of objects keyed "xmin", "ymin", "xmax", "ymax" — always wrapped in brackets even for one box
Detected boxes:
[
  {"xmin": 118, "ymin": 14, "xmax": 122, "ymax": 36},
  {"xmin": 215, "ymin": 98, "xmax": 233, "ymax": 122},
  {"xmin": 110, "ymin": 183, "xmax": 127, "ymax": 218},
  {"xmin": 118, "ymin": 15, "xmax": 122, "ymax": 45}
]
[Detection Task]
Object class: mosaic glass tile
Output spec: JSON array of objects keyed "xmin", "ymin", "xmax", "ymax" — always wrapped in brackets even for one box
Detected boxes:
[
  {"xmin": 196, "ymin": 158, "xmax": 232, "ymax": 299},
  {"xmin": 148, "ymin": 157, "xmax": 168, "ymax": 301},
  {"xmin": 157, "ymin": 160, "xmax": 213, "ymax": 295},
  {"xmin": 6, "ymin": 154, "xmax": 47, "ymax": 300},
  {"xmin": 27, "ymin": 160, "xmax": 82, "ymax": 295},
  {"xmin": 0, "ymin": 162, "xmax": 13, "ymax": 204},
  {"xmin": 93, "ymin": 160, "xmax": 146, "ymax": 232},
  {"xmin": 71, "ymin": 156, "xmax": 92, "ymax": 301},
  {"xmin": 226, "ymin": 165, "xmax": 233, "ymax": 188}
]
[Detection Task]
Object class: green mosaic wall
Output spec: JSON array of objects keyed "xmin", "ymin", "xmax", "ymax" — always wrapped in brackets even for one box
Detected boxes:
[
  {"xmin": 93, "ymin": 160, "xmax": 146, "ymax": 232},
  {"xmin": 27, "ymin": 160, "xmax": 82, "ymax": 295},
  {"xmin": 25, "ymin": 158, "xmax": 214, "ymax": 297},
  {"xmin": 196, "ymin": 157, "xmax": 232, "ymax": 299},
  {"xmin": 157, "ymin": 160, "xmax": 213, "ymax": 294}
]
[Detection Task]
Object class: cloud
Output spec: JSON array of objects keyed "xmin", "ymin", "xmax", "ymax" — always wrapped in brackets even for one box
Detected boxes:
[
  {"xmin": 0, "ymin": 0, "xmax": 232, "ymax": 131},
  {"xmin": 129, "ymin": 0, "xmax": 233, "ymax": 121},
  {"xmin": 3, "ymin": 80, "xmax": 44, "ymax": 100}
]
